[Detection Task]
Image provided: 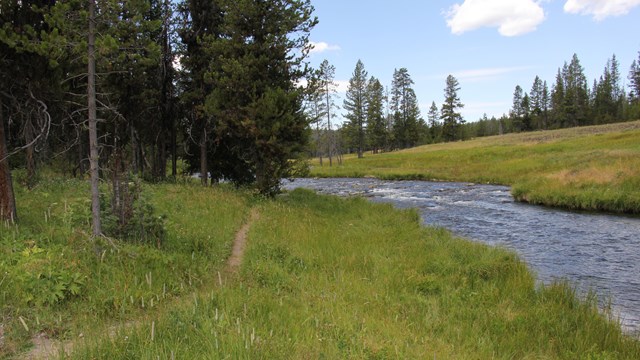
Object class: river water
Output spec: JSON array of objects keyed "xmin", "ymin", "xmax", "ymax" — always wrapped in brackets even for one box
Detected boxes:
[{"xmin": 283, "ymin": 178, "xmax": 640, "ymax": 334}]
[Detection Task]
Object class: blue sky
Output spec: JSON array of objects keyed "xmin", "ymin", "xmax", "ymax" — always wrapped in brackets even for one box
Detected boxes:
[{"xmin": 305, "ymin": 0, "xmax": 640, "ymax": 123}]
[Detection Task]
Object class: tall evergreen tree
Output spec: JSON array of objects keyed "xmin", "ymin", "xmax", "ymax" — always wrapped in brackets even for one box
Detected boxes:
[
  {"xmin": 343, "ymin": 60, "xmax": 368, "ymax": 158},
  {"xmin": 303, "ymin": 68, "xmax": 327, "ymax": 164},
  {"xmin": 203, "ymin": 0, "xmax": 317, "ymax": 195},
  {"xmin": 630, "ymin": 52, "xmax": 640, "ymax": 101},
  {"xmin": 541, "ymin": 81, "xmax": 550, "ymax": 129},
  {"xmin": 551, "ymin": 68, "xmax": 566, "ymax": 128},
  {"xmin": 441, "ymin": 75, "xmax": 464, "ymax": 142},
  {"xmin": 511, "ymin": 85, "xmax": 525, "ymax": 132},
  {"xmin": 317, "ymin": 59, "xmax": 339, "ymax": 166},
  {"xmin": 179, "ymin": 0, "xmax": 225, "ymax": 186},
  {"xmin": 427, "ymin": 101, "xmax": 441, "ymax": 143},
  {"xmin": 365, "ymin": 76, "xmax": 387, "ymax": 154},
  {"xmin": 564, "ymin": 54, "xmax": 590, "ymax": 126},
  {"xmin": 390, "ymin": 68, "xmax": 422, "ymax": 148},
  {"xmin": 530, "ymin": 76, "xmax": 544, "ymax": 129}
]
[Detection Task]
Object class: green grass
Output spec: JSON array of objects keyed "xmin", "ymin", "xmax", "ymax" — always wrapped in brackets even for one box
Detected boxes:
[
  {"xmin": 0, "ymin": 178, "xmax": 250, "ymax": 357},
  {"xmin": 69, "ymin": 189, "xmax": 640, "ymax": 359},
  {"xmin": 310, "ymin": 121, "xmax": 640, "ymax": 214}
]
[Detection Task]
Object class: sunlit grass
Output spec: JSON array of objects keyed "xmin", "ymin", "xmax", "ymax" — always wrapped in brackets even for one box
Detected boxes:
[
  {"xmin": 71, "ymin": 189, "xmax": 640, "ymax": 359},
  {"xmin": 310, "ymin": 121, "xmax": 640, "ymax": 213},
  {"xmin": 0, "ymin": 178, "xmax": 250, "ymax": 357}
]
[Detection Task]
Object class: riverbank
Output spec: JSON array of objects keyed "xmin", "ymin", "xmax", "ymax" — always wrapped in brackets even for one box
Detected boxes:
[
  {"xmin": 3, "ymin": 179, "xmax": 639, "ymax": 358},
  {"xmin": 310, "ymin": 121, "xmax": 640, "ymax": 214}
]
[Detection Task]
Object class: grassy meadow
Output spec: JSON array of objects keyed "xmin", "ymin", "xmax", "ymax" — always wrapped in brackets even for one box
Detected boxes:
[
  {"xmin": 311, "ymin": 121, "xmax": 640, "ymax": 214},
  {"xmin": 68, "ymin": 190, "xmax": 639, "ymax": 358},
  {"xmin": 2, "ymin": 176, "xmax": 640, "ymax": 358},
  {"xmin": 0, "ymin": 177, "xmax": 251, "ymax": 357}
]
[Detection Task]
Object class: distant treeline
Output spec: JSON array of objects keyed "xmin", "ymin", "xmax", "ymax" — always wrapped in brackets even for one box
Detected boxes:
[{"xmin": 312, "ymin": 52, "xmax": 640, "ymax": 158}]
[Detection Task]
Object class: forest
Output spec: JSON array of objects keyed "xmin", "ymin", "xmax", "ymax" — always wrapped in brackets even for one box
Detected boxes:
[
  {"xmin": 2, "ymin": 0, "xmax": 640, "ymax": 226},
  {"xmin": 1, "ymin": 0, "xmax": 317, "ymax": 230}
]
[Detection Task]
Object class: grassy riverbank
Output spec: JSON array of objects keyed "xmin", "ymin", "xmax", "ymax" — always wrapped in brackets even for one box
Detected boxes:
[
  {"xmin": 311, "ymin": 121, "xmax": 640, "ymax": 214},
  {"xmin": 72, "ymin": 190, "xmax": 639, "ymax": 358},
  {"xmin": 3, "ymin": 180, "xmax": 640, "ymax": 358}
]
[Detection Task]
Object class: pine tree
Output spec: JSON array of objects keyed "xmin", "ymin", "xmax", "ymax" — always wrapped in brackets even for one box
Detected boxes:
[
  {"xmin": 530, "ymin": 76, "xmax": 544, "ymax": 129},
  {"xmin": 390, "ymin": 68, "xmax": 422, "ymax": 148},
  {"xmin": 541, "ymin": 81, "xmax": 550, "ymax": 129},
  {"xmin": 427, "ymin": 101, "xmax": 441, "ymax": 142},
  {"xmin": 317, "ymin": 59, "xmax": 340, "ymax": 166},
  {"xmin": 441, "ymin": 75, "xmax": 464, "ymax": 142},
  {"xmin": 304, "ymin": 69, "xmax": 327, "ymax": 165},
  {"xmin": 343, "ymin": 60, "xmax": 368, "ymax": 158},
  {"xmin": 202, "ymin": 0, "xmax": 318, "ymax": 195},
  {"xmin": 511, "ymin": 85, "xmax": 525, "ymax": 132},
  {"xmin": 564, "ymin": 54, "xmax": 590, "ymax": 126},
  {"xmin": 551, "ymin": 69, "xmax": 565, "ymax": 128},
  {"xmin": 179, "ymin": 0, "xmax": 225, "ymax": 186},
  {"xmin": 630, "ymin": 52, "xmax": 640, "ymax": 101},
  {"xmin": 365, "ymin": 77, "xmax": 387, "ymax": 154}
]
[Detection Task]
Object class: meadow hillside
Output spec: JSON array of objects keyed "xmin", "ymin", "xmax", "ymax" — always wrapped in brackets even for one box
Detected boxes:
[
  {"xmin": 310, "ymin": 121, "xmax": 640, "ymax": 214},
  {"xmin": 2, "ymin": 179, "xmax": 639, "ymax": 358}
]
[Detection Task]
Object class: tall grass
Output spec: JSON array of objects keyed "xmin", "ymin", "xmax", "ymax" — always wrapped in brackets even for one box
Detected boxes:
[
  {"xmin": 0, "ymin": 178, "xmax": 250, "ymax": 357},
  {"xmin": 310, "ymin": 121, "xmax": 640, "ymax": 214},
  {"xmin": 71, "ymin": 189, "xmax": 640, "ymax": 359}
]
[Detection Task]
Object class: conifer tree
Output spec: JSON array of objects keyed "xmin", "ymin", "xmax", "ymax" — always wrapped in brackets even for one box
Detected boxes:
[
  {"xmin": 390, "ymin": 68, "xmax": 422, "ymax": 148},
  {"xmin": 441, "ymin": 75, "xmax": 464, "ymax": 142},
  {"xmin": 317, "ymin": 59, "xmax": 339, "ymax": 166},
  {"xmin": 511, "ymin": 85, "xmax": 525, "ymax": 132},
  {"xmin": 366, "ymin": 77, "xmax": 387, "ymax": 154},
  {"xmin": 343, "ymin": 60, "xmax": 368, "ymax": 158},
  {"xmin": 203, "ymin": 0, "xmax": 317, "ymax": 195},
  {"xmin": 427, "ymin": 101, "xmax": 441, "ymax": 142}
]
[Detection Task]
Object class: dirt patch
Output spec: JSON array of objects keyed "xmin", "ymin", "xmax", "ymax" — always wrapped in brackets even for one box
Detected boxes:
[
  {"xmin": 18, "ymin": 333, "xmax": 72, "ymax": 360},
  {"xmin": 226, "ymin": 208, "xmax": 260, "ymax": 273}
]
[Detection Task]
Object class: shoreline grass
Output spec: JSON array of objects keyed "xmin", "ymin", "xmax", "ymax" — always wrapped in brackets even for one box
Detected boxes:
[
  {"xmin": 309, "ymin": 120, "xmax": 640, "ymax": 214},
  {"xmin": 70, "ymin": 189, "xmax": 640, "ymax": 359}
]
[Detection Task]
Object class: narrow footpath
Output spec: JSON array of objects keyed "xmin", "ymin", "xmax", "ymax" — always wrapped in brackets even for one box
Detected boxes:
[{"xmin": 18, "ymin": 208, "xmax": 259, "ymax": 360}]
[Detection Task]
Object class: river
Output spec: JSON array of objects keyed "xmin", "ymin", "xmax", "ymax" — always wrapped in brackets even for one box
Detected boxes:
[{"xmin": 283, "ymin": 178, "xmax": 640, "ymax": 334}]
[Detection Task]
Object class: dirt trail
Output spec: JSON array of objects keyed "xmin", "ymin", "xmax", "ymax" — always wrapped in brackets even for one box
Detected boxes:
[
  {"xmin": 226, "ymin": 208, "xmax": 259, "ymax": 273},
  {"xmin": 17, "ymin": 208, "xmax": 259, "ymax": 359}
]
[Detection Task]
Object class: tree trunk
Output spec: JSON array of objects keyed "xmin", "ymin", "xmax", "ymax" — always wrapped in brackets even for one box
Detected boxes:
[
  {"xmin": 171, "ymin": 117, "xmax": 177, "ymax": 177},
  {"xmin": 24, "ymin": 116, "xmax": 36, "ymax": 188},
  {"xmin": 0, "ymin": 95, "xmax": 18, "ymax": 223},
  {"xmin": 200, "ymin": 129, "xmax": 208, "ymax": 186},
  {"xmin": 88, "ymin": 0, "xmax": 102, "ymax": 236}
]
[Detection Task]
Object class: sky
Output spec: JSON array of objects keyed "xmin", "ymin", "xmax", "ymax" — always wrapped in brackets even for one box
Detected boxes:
[{"xmin": 305, "ymin": 0, "xmax": 640, "ymax": 123}]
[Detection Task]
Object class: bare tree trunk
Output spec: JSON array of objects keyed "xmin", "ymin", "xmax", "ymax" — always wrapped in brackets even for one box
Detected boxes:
[
  {"xmin": 171, "ymin": 119, "xmax": 177, "ymax": 177},
  {"xmin": 200, "ymin": 129, "xmax": 208, "ymax": 186},
  {"xmin": 325, "ymin": 83, "xmax": 333, "ymax": 167},
  {"xmin": 0, "ymin": 95, "xmax": 17, "ymax": 222},
  {"xmin": 24, "ymin": 116, "xmax": 36, "ymax": 188},
  {"xmin": 88, "ymin": 0, "xmax": 101, "ymax": 236}
]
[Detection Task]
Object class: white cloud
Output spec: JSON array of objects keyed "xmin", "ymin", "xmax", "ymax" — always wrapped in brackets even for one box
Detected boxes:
[
  {"xmin": 309, "ymin": 41, "xmax": 341, "ymax": 54},
  {"xmin": 446, "ymin": 0, "xmax": 546, "ymax": 36},
  {"xmin": 335, "ymin": 80, "xmax": 350, "ymax": 94},
  {"xmin": 449, "ymin": 66, "xmax": 533, "ymax": 82},
  {"xmin": 564, "ymin": 0, "xmax": 640, "ymax": 21}
]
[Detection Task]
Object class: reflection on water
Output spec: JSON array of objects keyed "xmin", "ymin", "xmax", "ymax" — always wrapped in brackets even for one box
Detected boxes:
[{"xmin": 283, "ymin": 178, "xmax": 640, "ymax": 334}]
